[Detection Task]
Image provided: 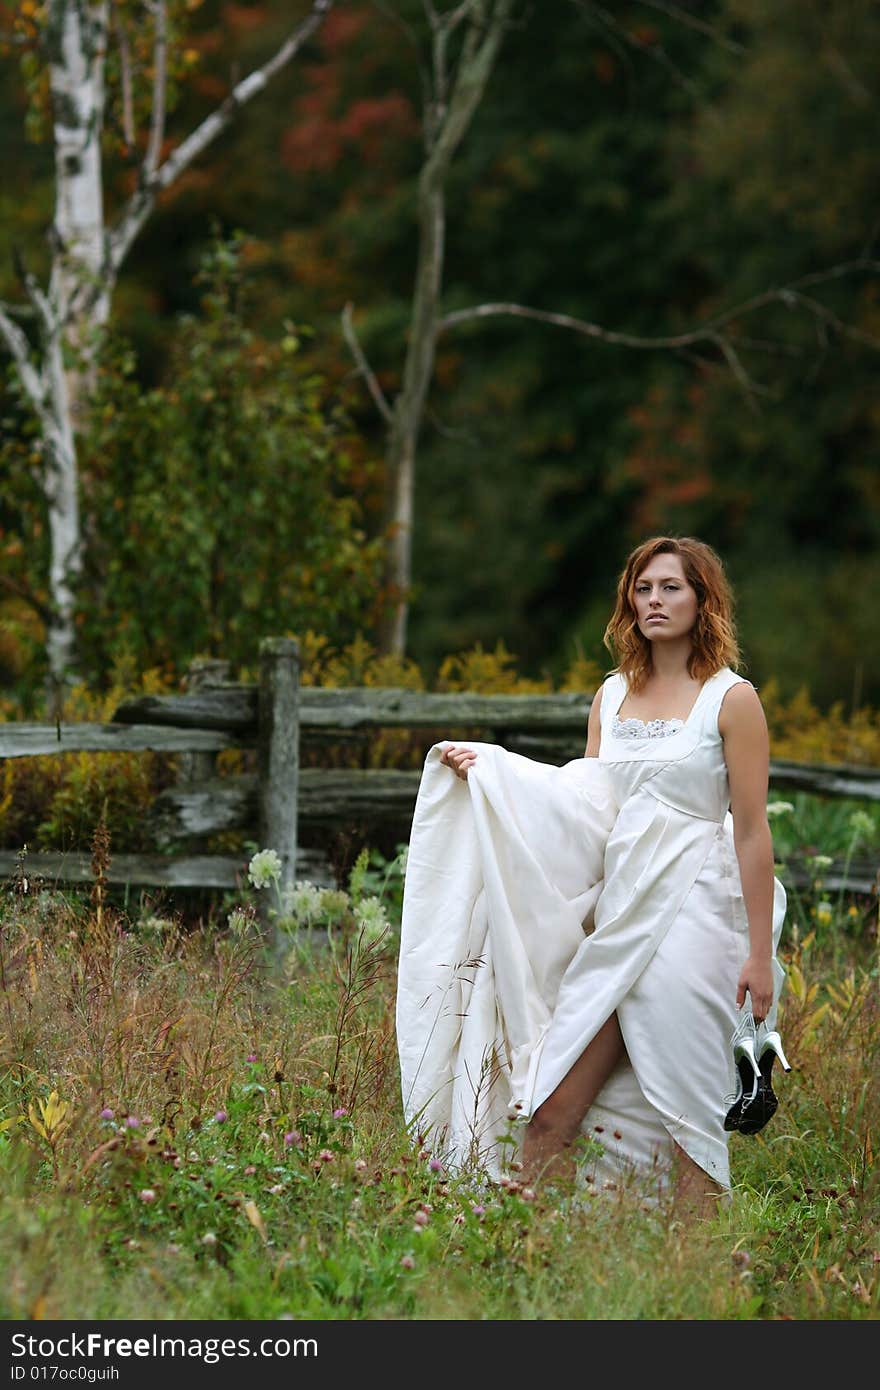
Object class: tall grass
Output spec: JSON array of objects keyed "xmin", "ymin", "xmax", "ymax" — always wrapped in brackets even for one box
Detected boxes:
[{"xmin": 0, "ymin": 841, "xmax": 877, "ymax": 1321}]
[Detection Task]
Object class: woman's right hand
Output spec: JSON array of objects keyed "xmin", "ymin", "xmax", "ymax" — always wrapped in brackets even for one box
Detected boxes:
[{"xmin": 440, "ymin": 744, "xmax": 477, "ymax": 781}]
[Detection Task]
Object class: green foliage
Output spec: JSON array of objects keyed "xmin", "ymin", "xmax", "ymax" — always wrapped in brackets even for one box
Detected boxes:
[{"xmin": 71, "ymin": 234, "xmax": 386, "ymax": 686}]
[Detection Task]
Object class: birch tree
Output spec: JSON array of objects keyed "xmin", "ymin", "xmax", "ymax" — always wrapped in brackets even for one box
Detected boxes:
[
  {"xmin": 0, "ymin": 0, "xmax": 334, "ymax": 694},
  {"xmin": 343, "ymin": 0, "xmax": 519, "ymax": 657}
]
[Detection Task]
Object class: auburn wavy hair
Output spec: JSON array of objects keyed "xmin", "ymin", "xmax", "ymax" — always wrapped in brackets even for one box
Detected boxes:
[{"xmin": 603, "ymin": 537, "xmax": 740, "ymax": 692}]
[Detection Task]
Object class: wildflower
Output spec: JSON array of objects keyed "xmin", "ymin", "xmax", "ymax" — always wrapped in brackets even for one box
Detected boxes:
[
  {"xmin": 201, "ymin": 1232, "xmax": 217, "ymax": 1247},
  {"xmin": 227, "ymin": 908, "xmax": 250, "ymax": 937},
  {"xmin": 811, "ymin": 854, "xmax": 833, "ymax": 870},
  {"xmin": 413, "ymin": 1210, "xmax": 429, "ymax": 1228},
  {"xmin": 213, "ymin": 1110, "xmax": 228, "ymax": 1124},
  {"xmin": 816, "ymin": 901, "xmax": 833, "ymax": 926},
  {"xmin": 850, "ymin": 810, "xmax": 875, "ymax": 841},
  {"xmin": 28, "ymin": 1091, "xmax": 72, "ymax": 1146},
  {"xmin": 400, "ymin": 1254, "xmax": 415, "ymax": 1270},
  {"xmin": 125, "ymin": 1115, "xmax": 140, "ymax": 1129},
  {"xmin": 357, "ymin": 895, "xmax": 390, "ymax": 944},
  {"xmin": 318, "ymin": 888, "xmax": 351, "ymax": 918},
  {"xmin": 138, "ymin": 1189, "xmax": 156, "ymax": 1203},
  {"xmin": 284, "ymin": 1130, "xmax": 302, "ymax": 1148},
  {"xmin": 318, "ymin": 1149, "xmax": 334, "ymax": 1163},
  {"xmin": 848, "ymin": 905, "xmax": 859, "ymax": 919},
  {"xmin": 354, "ymin": 1159, "xmax": 368, "ymax": 1172},
  {"xmin": 99, "ymin": 1107, "xmax": 114, "ymax": 1121},
  {"xmin": 248, "ymin": 848, "xmax": 282, "ymax": 889},
  {"xmin": 766, "ymin": 801, "xmax": 795, "ymax": 818},
  {"xmin": 521, "ymin": 1188, "xmax": 536, "ymax": 1202},
  {"xmin": 283, "ymin": 880, "xmax": 323, "ymax": 923},
  {"xmin": 429, "ymin": 1157, "xmax": 444, "ymax": 1173},
  {"xmin": 732, "ymin": 1249, "xmax": 751, "ymax": 1270},
  {"xmin": 471, "ymin": 1203, "xmax": 485, "ymax": 1216},
  {"xmin": 246, "ymin": 1053, "xmax": 258, "ymax": 1064},
  {"xmin": 268, "ymin": 1184, "xmax": 285, "ymax": 1196},
  {"xmin": 244, "ymin": 1164, "xmax": 257, "ymax": 1175},
  {"xmin": 332, "ymin": 1107, "xmax": 348, "ymax": 1120}
]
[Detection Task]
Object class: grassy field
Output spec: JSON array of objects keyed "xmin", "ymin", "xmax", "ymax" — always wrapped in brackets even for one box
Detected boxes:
[{"xmin": 0, "ymin": 803, "xmax": 877, "ymax": 1322}]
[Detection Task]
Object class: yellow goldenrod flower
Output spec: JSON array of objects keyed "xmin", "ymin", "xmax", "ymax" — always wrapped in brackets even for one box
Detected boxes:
[{"xmin": 27, "ymin": 1090, "xmax": 72, "ymax": 1147}]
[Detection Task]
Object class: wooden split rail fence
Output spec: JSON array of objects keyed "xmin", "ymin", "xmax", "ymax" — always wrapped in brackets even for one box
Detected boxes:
[{"xmin": 1, "ymin": 637, "xmax": 878, "ymax": 898}]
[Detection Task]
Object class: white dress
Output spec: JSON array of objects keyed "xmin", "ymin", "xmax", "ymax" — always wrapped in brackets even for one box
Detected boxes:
[{"xmin": 395, "ymin": 667, "xmax": 786, "ymax": 1193}]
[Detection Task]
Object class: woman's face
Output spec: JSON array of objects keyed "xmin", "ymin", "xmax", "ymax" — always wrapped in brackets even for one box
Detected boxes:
[{"xmin": 632, "ymin": 553, "xmax": 699, "ymax": 643}]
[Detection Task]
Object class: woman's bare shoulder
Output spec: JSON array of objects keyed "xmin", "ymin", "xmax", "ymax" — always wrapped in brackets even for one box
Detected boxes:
[{"xmin": 718, "ymin": 678, "xmax": 766, "ymax": 735}]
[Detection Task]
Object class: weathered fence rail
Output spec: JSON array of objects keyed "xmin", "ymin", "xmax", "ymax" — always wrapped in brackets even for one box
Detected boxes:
[{"xmin": 1, "ymin": 638, "xmax": 878, "ymax": 897}]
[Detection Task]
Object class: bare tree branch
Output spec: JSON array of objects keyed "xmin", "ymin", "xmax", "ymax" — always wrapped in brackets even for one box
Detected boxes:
[
  {"xmin": 437, "ymin": 259, "xmax": 880, "ymax": 352},
  {"xmin": 13, "ymin": 247, "xmax": 56, "ymax": 343},
  {"xmin": 144, "ymin": 0, "xmax": 168, "ymax": 179},
  {"xmin": 341, "ymin": 302, "xmax": 393, "ymax": 424},
  {"xmin": 711, "ymin": 332, "xmax": 768, "ymax": 410},
  {"xmin": 0, "ymin": 573, "xmax": 53, "ymax": 626},
  {"xmin": 442, "ymin": 2, "xmax": 480, "ymax": 34},
  {"xmin": 427, "ymin": 0, "xmax": 515, "ymax": 177},
  {"xmin": 633, "ymin": 0, "xmax": 747, "ymax": 55},
  {"xmin": 435, "ymin": 258, "xmax": 880, "ymax": 411},
  {"xmin": 113, "ymin": 2, "xmax": 136, "ymax": 148},
  {"xmin": 110, "ymin": 0, "xmax": 334, "ymax": 273},
  {"xmin": 0, "ymin": 302, "xmax": 46, "ymax": 411}
]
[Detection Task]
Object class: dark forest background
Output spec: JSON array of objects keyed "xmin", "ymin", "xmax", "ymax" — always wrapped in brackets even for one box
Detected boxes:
[{"xmin": 2, "ymin": 0, "xmax": 878, "ymax": 710}]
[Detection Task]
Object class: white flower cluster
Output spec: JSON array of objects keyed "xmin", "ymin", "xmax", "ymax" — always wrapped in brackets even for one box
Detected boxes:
[
  {"xmin": 849, "ymin": 810, "xmax": 875, "ymax": 841},
  {"xmin": 283, "ymin": 880, "xmax": 325, "ymax": 923},
  {"xmin": 248, "ymin": 848, "xmax": 282, "ymax": 889},
  {"xmin": 357, "ymin": 895, "xmax": 390, "ymax": 944},
  {"xmin": 766, "ymin": 801, "xmax": 795, "ymax": 818}
]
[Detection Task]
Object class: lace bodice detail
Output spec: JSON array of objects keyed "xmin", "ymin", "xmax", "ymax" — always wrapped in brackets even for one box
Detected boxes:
[{"xmin": 611, "ymin": 714, "xmax": 685, "ymax": 741}]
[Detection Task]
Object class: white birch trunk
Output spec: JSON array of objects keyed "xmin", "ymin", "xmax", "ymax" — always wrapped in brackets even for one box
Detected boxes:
[
  {"xmin": 38, "ymin": 1, "xmax": 111, "ymax": 687},
  {"xmin": 0, "ymin": 0, "xmax": 334, "ymax": 694}
]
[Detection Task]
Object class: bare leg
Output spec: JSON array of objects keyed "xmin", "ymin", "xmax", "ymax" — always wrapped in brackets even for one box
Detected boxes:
[
  {"xmin": 671, "ymin": 1142, "xmax": 723, "ymax": 1221},
  {"xmin": 521, "ymin": 1013, "xmax": 625, "ymax": 1188}
]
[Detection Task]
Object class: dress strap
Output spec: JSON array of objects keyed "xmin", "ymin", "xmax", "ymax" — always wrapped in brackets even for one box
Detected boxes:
[
  {"xmin": 698, "ymin": 668, "xmax": 753, "ymax": 734},
  {"xmin": 598, "ymin": 672, "xmax": 626, "ymax": 735}
]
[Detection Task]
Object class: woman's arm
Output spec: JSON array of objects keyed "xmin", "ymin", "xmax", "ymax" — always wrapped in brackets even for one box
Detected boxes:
[
  {"xmin": 719, "ymin": 681, "xmax": 776, "ymax": 1021},
  {"xmin": 584, "ymin": 684, "xmax": 604, "ymax": 759}
]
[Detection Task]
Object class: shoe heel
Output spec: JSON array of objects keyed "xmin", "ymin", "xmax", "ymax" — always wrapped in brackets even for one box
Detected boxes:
[
  {"xmin": 724, "ymin": 1038, "xmax": 761, "ymax": 1132},
  {"xmin": 761, "ymin": 1031, "xmax": 791, "ymax": 1073}
]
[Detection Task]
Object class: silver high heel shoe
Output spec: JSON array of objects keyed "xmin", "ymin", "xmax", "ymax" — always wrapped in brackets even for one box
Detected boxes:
[
  {"xmin": 736, "ymin": 1025, "xmax": 791, "ymax": 1135},
  {"xmin": 723, "ymin": 1010, "xmax": 762, "ymax": 1132}
]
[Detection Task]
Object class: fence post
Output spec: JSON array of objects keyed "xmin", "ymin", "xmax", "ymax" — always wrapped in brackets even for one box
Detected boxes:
[{"xmin": 258, "ymin": 637, "xmax": 300, "ymax": 941}]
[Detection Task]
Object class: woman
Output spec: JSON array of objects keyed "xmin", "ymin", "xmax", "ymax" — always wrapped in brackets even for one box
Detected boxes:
[{"xmin": 396, "ymin": 537, "xmax": 786, "ymax": 1211}]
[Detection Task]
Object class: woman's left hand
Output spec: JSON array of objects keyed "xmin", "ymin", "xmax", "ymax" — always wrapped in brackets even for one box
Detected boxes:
[
  {"xmin": 439, "ymin": 743, "xmax": 477, "ymax": 781},
  {"xmin": 736, "ymin": 956, "xmax": 774, "ymax": 1023}
]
